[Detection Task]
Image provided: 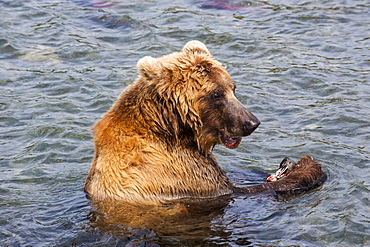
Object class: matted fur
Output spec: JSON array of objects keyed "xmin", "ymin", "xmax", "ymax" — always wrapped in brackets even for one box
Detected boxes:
[
  {"xmin": 85, "ymin": 41, "xmax": 261, "ymax": 204},
  {"xmin": 84, "ymin": 41, "xmax": 325, "ymax": 204}
]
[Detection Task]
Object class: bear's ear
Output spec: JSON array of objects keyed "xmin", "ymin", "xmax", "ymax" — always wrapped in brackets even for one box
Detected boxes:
[
  {"xmin": 137, "ymin": 56, "xmax": 164, "ymax": 80},
  {"xmin": 182, "ymin": 40, "xmax": 210, "ymax": 55}
]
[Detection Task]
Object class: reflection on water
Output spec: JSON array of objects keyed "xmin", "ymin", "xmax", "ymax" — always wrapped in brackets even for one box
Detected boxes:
[
  {"xmin": 85, "ymin": 197, "xmax": 231, "ymax": 245},
  {"xmin": 1, "ymin": 0, "xmax": 369, "ymax": 246}
]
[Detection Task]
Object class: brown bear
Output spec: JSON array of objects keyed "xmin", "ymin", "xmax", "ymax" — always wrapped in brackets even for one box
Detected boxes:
[{"xmin": 84, "ymin": 41, "xmax": 325, "ymax": 204}]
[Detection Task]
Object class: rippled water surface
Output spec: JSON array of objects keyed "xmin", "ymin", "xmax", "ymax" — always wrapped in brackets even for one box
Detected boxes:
[{"xmin": 1, "ymin": 0, "xmax": 369, "ymax": 246}]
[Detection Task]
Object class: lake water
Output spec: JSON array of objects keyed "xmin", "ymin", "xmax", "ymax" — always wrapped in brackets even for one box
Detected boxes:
[{"xmin": 1, "ymin": 0, "xmax": 369, "ymax": 246}]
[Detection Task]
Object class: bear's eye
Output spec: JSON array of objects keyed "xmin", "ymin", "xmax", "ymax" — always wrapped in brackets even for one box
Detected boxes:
[{"xmin": 210, "ymin": 91, "xmax": 223, "ymax": 101}]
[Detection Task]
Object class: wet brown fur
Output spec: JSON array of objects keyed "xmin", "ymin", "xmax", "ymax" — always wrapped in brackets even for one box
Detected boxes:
[
  {"xmin": 86, "ymin": 156, "xmax": 326, "ymax": 236},
  {"xmin": 84, "ymin": 41, "xmax": 325, "ymax": 205},
  {"xmin": 85, "ymin": 41, "xmax": 247, "ymax": 204}
]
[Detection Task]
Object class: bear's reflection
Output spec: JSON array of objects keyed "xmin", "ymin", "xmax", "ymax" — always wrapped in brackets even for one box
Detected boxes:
[{"xmin": 86, "ymin": 196, "xmax": 232, "ymax": 243}]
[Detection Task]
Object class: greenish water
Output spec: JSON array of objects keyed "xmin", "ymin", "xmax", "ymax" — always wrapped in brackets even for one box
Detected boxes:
[{"xmin": 1, "ymin": 0, "xmax": 369, "ymax": 246}]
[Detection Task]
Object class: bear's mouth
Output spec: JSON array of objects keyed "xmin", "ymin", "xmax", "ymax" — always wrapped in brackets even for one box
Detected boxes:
[{"xmin": 220, "ymin": 129, "xmax": 242, "ymax": 149}]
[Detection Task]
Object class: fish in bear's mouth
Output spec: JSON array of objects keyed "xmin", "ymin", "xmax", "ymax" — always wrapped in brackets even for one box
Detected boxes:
[{"xmin": 220, "ymin": 129, "xmax": 242, "ymax": 149}]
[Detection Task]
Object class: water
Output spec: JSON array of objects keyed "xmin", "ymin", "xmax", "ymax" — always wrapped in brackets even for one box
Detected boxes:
[{"xmin": 1, "ymin": 0, "xmax": 369, "ymax": 246}]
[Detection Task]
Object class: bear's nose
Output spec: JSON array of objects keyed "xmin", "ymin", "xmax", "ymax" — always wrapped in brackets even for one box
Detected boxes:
[{"xmin": 243, "ymin": 118, "xmax": 260, "ymax": 136}]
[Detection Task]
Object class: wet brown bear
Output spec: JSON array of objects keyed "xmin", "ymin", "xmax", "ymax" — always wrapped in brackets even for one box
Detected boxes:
[{"xmin": 84, "ymin": 41, "xmax": 324, "ymax": 204}]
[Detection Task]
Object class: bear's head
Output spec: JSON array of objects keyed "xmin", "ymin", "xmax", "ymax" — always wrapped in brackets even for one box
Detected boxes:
[{"xmin": 136, "ymin": 40, "xmax": 260, "ymax": 153}]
